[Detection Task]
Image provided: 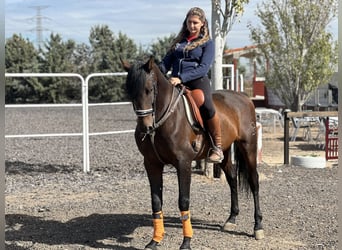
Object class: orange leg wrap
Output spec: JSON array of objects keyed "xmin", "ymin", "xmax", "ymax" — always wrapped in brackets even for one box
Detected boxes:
[
  {"xmin": 181, "ymin": 210, "xmax": 193, "ymax": 238},
  {"xmin": 152, "ymin": 211, "xmax": 165, "ymax": 243}
]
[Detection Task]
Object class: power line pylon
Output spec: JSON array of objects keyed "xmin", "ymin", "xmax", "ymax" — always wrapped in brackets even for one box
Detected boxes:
[{"xmin": 29, "ymin": 5, "xmax": 49, "ymax": 48}]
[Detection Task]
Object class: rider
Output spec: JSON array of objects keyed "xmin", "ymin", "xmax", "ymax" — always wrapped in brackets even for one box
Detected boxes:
[{"xmin": 159, "ymin": 7, "xmax": 223, "ymax": 163}]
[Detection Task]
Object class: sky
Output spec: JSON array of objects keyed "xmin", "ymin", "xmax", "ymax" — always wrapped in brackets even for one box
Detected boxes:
[
  {"xmin": 4, "ymin": 0, "xmax": 267, "ymax": 49},
  {"xmin": 5, "ymin": 0, "xmax": 338, "ymax": 50}
]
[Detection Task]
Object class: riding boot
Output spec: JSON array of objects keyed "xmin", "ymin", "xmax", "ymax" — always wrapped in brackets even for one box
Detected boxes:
[{"xmin": 206, "ymin": 113, "xmax": 224, "ymax": 163}]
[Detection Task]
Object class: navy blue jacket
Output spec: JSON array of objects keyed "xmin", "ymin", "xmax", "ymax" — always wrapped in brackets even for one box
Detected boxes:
[{"xmin": 159, "ymin": 38, "xmax": 214, "ymax": 83}]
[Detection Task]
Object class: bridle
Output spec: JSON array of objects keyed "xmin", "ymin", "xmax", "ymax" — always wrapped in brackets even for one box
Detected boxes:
[
  {"xmin": 133, "ymin": 70, "xmax": 155, "ymax": 117},
  {"xmin": 133, "ymin": 69, "xmax": 185, "ymax": 163},
  {"xmin": 134, "ymin": 108, "xmax": 154, "ymax": 117},
  {"xmin": 133, "ymin": 70, "xmax": 185, "ymax": 132},
  {"xmin": 132, "ymin": 70, "xmax": 156, "ymax": 118}
]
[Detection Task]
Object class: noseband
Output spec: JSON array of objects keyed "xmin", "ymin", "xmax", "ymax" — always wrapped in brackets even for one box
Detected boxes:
[
  {"xmin": 133, "ymin": 71, "xmax": 157, "ymax": 118},
  {"xmin": 134, "ymin": 108, "xmax": 154, "ymax": 117}
]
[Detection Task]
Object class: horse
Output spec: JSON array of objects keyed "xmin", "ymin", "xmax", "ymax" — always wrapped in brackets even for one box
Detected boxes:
[{"xmin": 122, "ymin": 57, "xmax": 264, "ymax": 250}]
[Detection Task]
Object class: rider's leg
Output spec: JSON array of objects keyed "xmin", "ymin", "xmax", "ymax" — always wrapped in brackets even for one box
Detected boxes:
[{"xmin": 206, "ymin": 112, "xmax": 224, "ymax": 163}]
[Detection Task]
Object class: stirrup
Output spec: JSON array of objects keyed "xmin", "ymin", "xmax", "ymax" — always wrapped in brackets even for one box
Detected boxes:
[{"xmin": 207, "ymin": 147, "xmax": 224, "ymax": 163}]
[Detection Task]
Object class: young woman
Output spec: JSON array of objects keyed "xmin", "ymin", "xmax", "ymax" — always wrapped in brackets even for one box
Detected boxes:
[{"xmin": 159, "ymin": 7, "xmax": 223, "ymax": 163}]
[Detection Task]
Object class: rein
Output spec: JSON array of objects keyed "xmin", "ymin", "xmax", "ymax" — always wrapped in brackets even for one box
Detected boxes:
[
  {"xmin": 152, "ymin": 85, "xmax": 185, "ymax": 131},
  {"xmin": 149, "ymin": 85, "xmax": 184, "ymax": 164}
]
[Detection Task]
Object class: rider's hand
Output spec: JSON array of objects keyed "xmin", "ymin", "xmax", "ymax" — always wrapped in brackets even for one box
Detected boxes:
[{"xmin": 169, "ymin": 77, "xmax": 182, "ymax": 86}]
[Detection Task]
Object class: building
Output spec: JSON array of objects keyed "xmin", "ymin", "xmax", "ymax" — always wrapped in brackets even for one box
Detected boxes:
[{"xmin": 223, "ymin": 46, "xmax": 338, "ymax": 110}]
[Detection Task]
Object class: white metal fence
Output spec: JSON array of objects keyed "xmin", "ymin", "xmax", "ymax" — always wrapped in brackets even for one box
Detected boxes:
[
  {"xmin": 5, "ymin": 69, "xmax": 243, "ymax": 173},
  {"xmin": 5, "ymin": 72, "xmax": 132, "ymax": 172}
]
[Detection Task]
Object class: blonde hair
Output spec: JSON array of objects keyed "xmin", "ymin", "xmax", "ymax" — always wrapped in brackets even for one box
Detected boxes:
[{"xmin": 170, "ymin": 7, "xmax": 210, "ymax": 51}]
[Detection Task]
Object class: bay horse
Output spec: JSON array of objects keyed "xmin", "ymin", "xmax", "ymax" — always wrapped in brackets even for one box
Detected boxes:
[{"xmin": 122, "ymin": 57, "xmax": 264, "ymax": 250}]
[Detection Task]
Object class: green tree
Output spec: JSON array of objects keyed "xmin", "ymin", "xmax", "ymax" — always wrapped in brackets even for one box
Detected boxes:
[
  {"xmin": 5, "ymin": 34, "xmax": 43, "ymax": 103},
  {"xmin": 71, "ymin": 43, "xmax": 92, "ymax": 77},
  {"xmin": 149, "ymin": 34, "xmax": 176, "ymax": 62},
  {"xmin": 249, "ymin": 0, "xmax": 338, "ymax": 111},
  {"xmin": 38, "ymin": 33, "xmax": 80, "ymax": 103},
  {"xmin": 89, "ymin": 25, "xmax": 138, "ymax": 102}
]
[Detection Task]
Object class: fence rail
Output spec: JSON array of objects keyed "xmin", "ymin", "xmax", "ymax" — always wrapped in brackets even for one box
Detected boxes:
[{"xmin": 5, "ymin": 72, "xmax": 129, "ymax": 172}]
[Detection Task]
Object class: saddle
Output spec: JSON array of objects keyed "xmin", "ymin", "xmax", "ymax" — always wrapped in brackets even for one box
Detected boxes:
[
  {"xmin": 182, "ymin": 87, "xmax": 205, "ymax": 131},
  {"xmin": 179, "ymin": 86, "xmax": 206, "ymax": 153}
]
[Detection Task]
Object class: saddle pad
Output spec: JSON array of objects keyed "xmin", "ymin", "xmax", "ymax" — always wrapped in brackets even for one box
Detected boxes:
[{"xmin": 182, "ymin": 95, "xmax": 203, "ymax": 131}]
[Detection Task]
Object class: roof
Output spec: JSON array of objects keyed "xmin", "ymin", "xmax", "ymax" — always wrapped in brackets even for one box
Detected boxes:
[{"xmin": 266, "ymin": 72, "xmax": 339, "ymax": 108}]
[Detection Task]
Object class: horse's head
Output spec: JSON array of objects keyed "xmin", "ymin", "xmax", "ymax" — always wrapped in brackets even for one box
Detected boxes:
[{"xmin": 122, "ymin": 56, "xmax": 159, "ymax": 130}]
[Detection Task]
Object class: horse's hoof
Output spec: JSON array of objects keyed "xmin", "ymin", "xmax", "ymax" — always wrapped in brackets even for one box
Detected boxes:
[
  {"xmin": 180, "ymin": 236, "xmax": 191, "ymax": 250},
  {"xmin": 222, "ymin": 222, "xmax": 237, "ymax": 232},
  {"xmin": 255, "ymin": 229, "xmax": 265, "ymax": 240},
  {"xmin": 144, "ymin": 239, "xmax": 160, "ymax": 250},
  {"xmin": 180, "ymin": 247, "xmax": 191, "ymax": 250}
]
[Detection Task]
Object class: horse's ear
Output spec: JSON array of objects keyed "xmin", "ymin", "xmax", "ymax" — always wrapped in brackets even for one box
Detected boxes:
[
  {"xmin": 147, "ymin": 55, "xmax": 155, "ymax": 71},
  {"xmin": 120, "ymin": 57, "xmax": 130, "ymax": 72}
]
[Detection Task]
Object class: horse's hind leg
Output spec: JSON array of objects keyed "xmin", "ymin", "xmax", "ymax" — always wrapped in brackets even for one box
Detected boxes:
[
  {"xmin": 243, "ymin": 143, "xmax": 264, "ymax": 240},
  {"xmin": 249, "ymin": 164, "xmax": 264, "ymax": 239},
  {"xmin": 220, "ymin": 147, "xmax": 239, "ymax": 231},
  {"xmin": 144, "ymin": 162, "xmax": 165, "ymax": 250}
]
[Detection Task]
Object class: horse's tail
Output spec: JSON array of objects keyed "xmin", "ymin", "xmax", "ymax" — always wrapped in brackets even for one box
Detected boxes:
[{"xmin": 234, "ymin": 143, "xmax": 250, "ymax": 195}]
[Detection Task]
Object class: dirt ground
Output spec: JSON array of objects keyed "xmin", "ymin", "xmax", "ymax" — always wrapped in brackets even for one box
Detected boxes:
[{"xmin": 5, "ymin": 106, "xmax": 338, "ymax": 249}]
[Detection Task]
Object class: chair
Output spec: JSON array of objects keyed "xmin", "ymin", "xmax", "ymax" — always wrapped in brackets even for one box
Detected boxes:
[
  {"xmin": 315, "ymin": 118, "xmax": 326, "ymax": 149},
  {"xmin": 290, "ymin": 117, "xmax": 312, "ymax": 141}
]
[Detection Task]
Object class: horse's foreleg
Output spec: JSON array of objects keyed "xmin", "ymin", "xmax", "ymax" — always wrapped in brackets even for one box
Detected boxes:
[
  {"xmin": 144, "ymin": 163, "xmax": 165, "ymax": 250},
  {"xmin": 221, "ymin": 149, "xmax": 239, "ymax": 231},
  {"xmin": 177, "ymin": 163, "xmax": 193, "ymax": 250}
]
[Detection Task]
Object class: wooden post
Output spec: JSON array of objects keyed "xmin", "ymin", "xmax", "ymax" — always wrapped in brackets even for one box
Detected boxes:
[{"xmin": 283, "ymin": 110, "xmax": 290, "ymax": 165}]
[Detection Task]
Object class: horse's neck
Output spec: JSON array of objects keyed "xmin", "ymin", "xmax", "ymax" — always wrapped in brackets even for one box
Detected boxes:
[{"xmin": 155, "ymin": 73, "xmax": 177, "ymax": 118}]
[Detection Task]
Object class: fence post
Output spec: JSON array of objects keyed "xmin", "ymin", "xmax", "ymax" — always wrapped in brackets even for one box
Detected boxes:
[
  {"xmin": 283, "ymin": 110, "xmax": 290, "ymax": 165},
  {"xmin": 84, "ymin": 72, "xmax": 128, "ymax": 172},
  {"xmin": 82, "ymin": 76, "xmax": 89, "ymax": 173}
]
